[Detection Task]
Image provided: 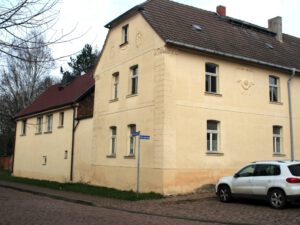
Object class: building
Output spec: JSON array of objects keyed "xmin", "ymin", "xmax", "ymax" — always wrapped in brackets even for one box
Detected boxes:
[
  {"xmin": 14, "ymin": 0, "xmax": 300, "ymax": 195},
  {"xmin": 13, "ymin": 73, "xmax": 94, "ymax": 183}
]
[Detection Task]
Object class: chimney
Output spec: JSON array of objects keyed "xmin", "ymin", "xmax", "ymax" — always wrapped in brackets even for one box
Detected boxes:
[
  {"xmin": 268, "ymin": 16, "xmax": 283, "ymax": 42},
  {"xmin": 217, "ymin": 5, "xmax": 226, "ymax": 17}
]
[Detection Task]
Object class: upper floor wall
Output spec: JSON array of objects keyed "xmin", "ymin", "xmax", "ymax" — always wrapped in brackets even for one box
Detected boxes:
[{"xmin": 94, "ymin": 13, "xmax": 165, "ymax": 114}]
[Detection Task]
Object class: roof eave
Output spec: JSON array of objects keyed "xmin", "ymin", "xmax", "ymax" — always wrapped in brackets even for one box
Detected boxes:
[
  {"xmin": 166, "ymin": 39, "xmax": 300, "ymax": 74},
  {"xmin": 104, "ymin": 4, "xmax": 145, "ymax": 29}
]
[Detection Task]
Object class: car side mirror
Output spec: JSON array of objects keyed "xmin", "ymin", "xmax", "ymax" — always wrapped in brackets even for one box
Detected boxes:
[{"xmin": 234, "ymin": 173, "xmax": 240, "ymax": 178}]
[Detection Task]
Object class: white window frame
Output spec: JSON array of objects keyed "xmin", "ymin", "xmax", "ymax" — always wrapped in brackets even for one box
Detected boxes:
[
  {"xmin": 273, "ymin": 126, "xmax": 282, "ymax": 154},
  {"xmin": 269, "ymin": 76, "xmax": 280, "ymax": 102},
  {"xmin": 59, "ymin": 112, "xmax": 64, "ymax": 127},
  {"xmin": 21, "ymin": 120, "xmax": 27, "ymax": 135},
  {"xmin": 122, "ymin": 24, "xmax": 129, "ymax": 44},
  {"xmin": 46, "ymin": 114, "xmax": 53, "ymax": 132},
  {"xmin": 205, "ymin": 63, "xmax": 218, "ymax": 93},
  {"xmin": 207, "ymin": 120, "xmax": 219, "ymax": 152},
  {"xmin": 110, "ymin": 126, "xmax": 117, "ymax": 155},
  {"xmin": 128, "ymin": 124, "xmax": 136, "ymax": 156},
  {"xmin": 130, "ymin": 66, "xmax": 138, "ymax": 95},
  {"xmin": 112, "ymin": 72, "xmax": 119, "ymax": 100},
  {"xmin": 36, "ymin": 116, "xmax": 43, "ymax": 133}
]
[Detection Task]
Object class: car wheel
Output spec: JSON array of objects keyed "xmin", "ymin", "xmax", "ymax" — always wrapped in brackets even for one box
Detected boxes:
[
  {"xmin": 268, "ymin": 189, "xmax": 286, "ymax": 209},
  {"xmin": 218, "ymin": 185, "xmax": 232, "ymax": 203}
]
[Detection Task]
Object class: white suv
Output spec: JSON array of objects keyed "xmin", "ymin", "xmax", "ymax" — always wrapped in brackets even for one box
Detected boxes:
[{"xmin": 216, "ymin": 161, "xmax": 300, "ymax": 209}]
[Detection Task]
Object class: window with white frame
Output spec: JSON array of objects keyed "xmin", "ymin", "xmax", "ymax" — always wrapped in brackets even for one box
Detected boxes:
[
  {"xmin": 21, "ymin": 120, "xmax": 27, "ymax": 135},
  {"xmin": 205, "ymin": 63, "xmax": 218, "ymax": 93},
  {"xmin": 112, "ymin": 72, "xmax": 119, "ymax": 100},
  {"xmin": 122, "ymin": 24, "xmax": 129, "ymax": 44},
  {"xmin": 269, "ymin": 76, "xmax": 280, "ymax": 102},
  {"xmin": 46, "ymin": 114, "xmax": 53, "ymax": 132},
  {"xmin": 36, "ymin": 116, "xmax": 43, "ymax": 133},
  {"xmin": 59, "ymin": 112, "xmax": 64, "ymax": 127},
  {"xmin": 130, "ymin": 65, "xmax": 138, "ymax": 95},
  {"xmin": 273, "ymin": 126, "xmax": 282, "ymax": 154},
  {"xmin": 207, "ymin": 120, "xmax": 219, "ymax": 152},
  {"xmin": 110, "ymin": 126, "xmax": 117, "ymax": 155},
  {"xmin": 128, "ymin": 124, "xmax": 136, "ymax": 156}
]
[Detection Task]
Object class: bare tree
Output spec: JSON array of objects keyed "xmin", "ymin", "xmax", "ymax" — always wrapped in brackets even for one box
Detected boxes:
[
  {"xmin": 0, "ymin": 0, "xmax": 80, "ymax": 62},
  {"xmin": 0, "ymin": 31, "xmax": 57, "ymax": 155}
]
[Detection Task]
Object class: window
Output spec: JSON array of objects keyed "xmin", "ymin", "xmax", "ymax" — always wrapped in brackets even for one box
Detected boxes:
[
  {"xmin": 254, "ymin": 164, "xmax": 281, "ymax": 176},
  {"xmin": 112, "ymin": 72, "xmax": 119, "ymax": 100},
  {"xmin": 64, "ymin": 150, "xmax": 68, "ymax": 159},
  {"xmin": 42, "ymin": 156, "xmax": 47, "ymax": 165},
  {"xmin": 273, "ymin": 126, "xmax": 282, "ymax": 154},
  {"xmin": 36, "ymin": 117, "xmax": 43, "ymax": 134},
  {"xmin": 128, "ymin": 124, "xmax": 136, "ymax": 156},
  {"xmin": 46, "ymin": 115, "xmax": 53, "ymax": 132},
  {"xmin": 21, "ymin": 120, "xmax": 27, "ymax": 135},
  {"xmin": 205, "ymin": 63, "xmax": 218, "ymax": 93},
  {"xmin": 237, "ymin": 165, "xmax": 255, "ymax": 177},
  {"xmin": 110, "ymin": 126, "xmax": 117, "ymax": 155},
  {"xmin": 269, "ymin": 76, "xmax": 280, "ymax": 102},
  {"xmin": 59, "ymin": 112, "xmax": 64, "ymax": 127},
  {"xmin": 207, "ymin": 120, "xmax": 219, "ymax": 152},
  {"xmin": 122, "ymin": 24, "xmax": 129, "ymax": 44},
  {"xmin": 130, "ymin": 65, "xmax": 138, "ymax": 95}
]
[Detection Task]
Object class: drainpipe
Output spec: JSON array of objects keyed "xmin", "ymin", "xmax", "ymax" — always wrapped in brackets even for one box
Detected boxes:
[
  {"xmin": 288, "ymin": 68, "xmax": 296, "ymax": 161},
  {"xmin": 70, "ymin": 104, "xmax": 80, "ymax": 182}
]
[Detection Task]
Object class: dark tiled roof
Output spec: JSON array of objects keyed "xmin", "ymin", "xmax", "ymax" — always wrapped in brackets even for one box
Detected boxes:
[
  {"xmin": 107, "ymin": 0, "xmax": 300, "ymax": 71},
  {"xmin": 16, "ymin": 73, "xmax": 95, "ymax": 118}
]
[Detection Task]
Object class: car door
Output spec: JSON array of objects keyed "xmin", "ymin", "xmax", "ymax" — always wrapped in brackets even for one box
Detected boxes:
[
  {"xmin": 252, "ymin": 164, "xmax": 280, "ymax": 196},
  {"xmin": 231, "ymin": 164, "xmax": 255, "ymax": 195}
]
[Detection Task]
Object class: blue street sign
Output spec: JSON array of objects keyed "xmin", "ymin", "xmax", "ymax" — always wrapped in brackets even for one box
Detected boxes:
[
  {"xmin": 131, "ymin": 132, "xmax": 140, "ymax": 137},
  {"xmin": 140, "ymin": 135, "xmax": 150, "ymax": 140}
]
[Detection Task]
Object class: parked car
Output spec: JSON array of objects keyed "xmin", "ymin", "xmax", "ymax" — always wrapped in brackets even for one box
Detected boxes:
[{"xmin": 216, "ymin": 160, "xmax": 300, "ymax": 209}]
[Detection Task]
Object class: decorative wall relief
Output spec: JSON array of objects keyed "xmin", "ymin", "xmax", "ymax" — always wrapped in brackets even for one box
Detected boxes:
[
  {"xmin": 135, "ymin": 32, "xmax": 143, "ymax": 48},
  {"xmin": 238, "ymin": 80, "xmax": 255, "ymax": 91},
  {"xmin": 110, "ymin": 46, "xmax": 115, "ymax": 58},
  {"xmin": 154, "ymin": 47, "xmax": 179, "ymax": 56}
]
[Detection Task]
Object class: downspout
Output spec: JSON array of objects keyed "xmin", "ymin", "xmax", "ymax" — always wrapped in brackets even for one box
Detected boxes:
[
  {"xmin": 11, "ymin": 122, "xmax": 17, "ymax": 174},
  {"xmin": 70, "ymin": 104, "xmax": 80, "ymax": 182},
  {"xmin": 288, "ymin": 68, "xmax": 296, "ymax": 161}
]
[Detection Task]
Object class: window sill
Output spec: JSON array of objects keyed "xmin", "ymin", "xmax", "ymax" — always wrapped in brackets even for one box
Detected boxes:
[
  {"xmin": 269, "ymin": 101, "xmax": 283, "ymax": 105},
  {"xmin": 273, "ymin": 153, "xmax": 286, "ymax": 157},
  {"xmin": 205, "ymin": 92, "xmax": 222, "ymax": 97},
  {"xmin": 206, "ymin": 151, "xmax": 224, "ymax": 156},
  {"xmin": 119, "ymin": 41, "xmax": 128, "ymax": 47},
  {"xmin": 126, "ymin": 93, "xmax": 138, "ymax": 98},
  {"xmin": 109, "ymin": 98, "xmax": 119, "ymax": 103},
  {"xmin": 106, "ymin": 154, "xmax": 116, "ymax": 158},
  {"xmin": 35, "ymin": 132, "xmax": 42, "ymax": 135},
  {"xmin": 20, "ymin": 134, "xmax": 26, "ymax": 136},
  {"xmin": 44, "ymin": 131, "xmax": 52, "ymax": 134},
  {"xmin": 57, "ymin": 125, "xmax": 64, "ymax": 129},
  {"xmin": 124, "ymin": 155, "xmax": 135, "ymax": 159}
]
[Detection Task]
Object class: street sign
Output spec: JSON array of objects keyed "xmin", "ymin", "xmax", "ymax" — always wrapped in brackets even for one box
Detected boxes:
[
  {"xmin": 131, "ymin": 131, "xmax": 140, "ymax": 137},
  {"xmin": 140, "ymin": 135, "xmax": 150, "ymax": 140}
]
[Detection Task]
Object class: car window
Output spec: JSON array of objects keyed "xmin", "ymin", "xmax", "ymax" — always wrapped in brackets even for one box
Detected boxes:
[
  {"xmin": 254, "ymin": 164, "xmax": 280, "ymax": 176},
  {"xmin": 237, "ymin": 165, "xmax": 255, "ymax": 177},
  {"xmin": 288, "ymin": 164, "xmax": 300, "ymax": 176}
]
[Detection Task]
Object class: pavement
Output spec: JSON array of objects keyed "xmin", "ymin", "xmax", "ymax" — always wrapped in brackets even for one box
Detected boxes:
[{"xmin": 1, "ymin": 180, "xmax": 300, "ymax": 225}]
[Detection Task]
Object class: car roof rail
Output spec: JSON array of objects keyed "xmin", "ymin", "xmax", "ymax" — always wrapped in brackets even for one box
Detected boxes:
[{"xmin": 251, "ymin": 160, "xmax": 286, "ymax": 163}]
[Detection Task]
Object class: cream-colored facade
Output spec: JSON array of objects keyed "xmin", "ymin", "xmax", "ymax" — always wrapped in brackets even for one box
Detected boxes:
[
  {"xmin": 14, "ymin": 107, "xmax": 93, "ymax": 183},
  {"xmin": 91, "ymin": 13, "xmax": 300, "ymax": 194},
  {"xmin": 13, "ymin": 5, "xmax": 300, "ymax": 195}
]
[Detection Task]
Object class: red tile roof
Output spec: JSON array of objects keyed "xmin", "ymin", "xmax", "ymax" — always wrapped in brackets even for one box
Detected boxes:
[
  {"xmin": 16, "ymin": 73, "xmax": 95, "ymax": 118},
  {"xmin": 106, "ymin": 0, "xmax": 300, "ymax": 72}
]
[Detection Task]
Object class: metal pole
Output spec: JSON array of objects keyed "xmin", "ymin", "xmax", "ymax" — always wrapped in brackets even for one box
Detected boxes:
[
  {"xmin": 136, "ymin": 133, "xmax": 141, "ymax": 195},
  {"xmin": 288, "ymin": 68, "xmax": 296, "ymax": 161}
]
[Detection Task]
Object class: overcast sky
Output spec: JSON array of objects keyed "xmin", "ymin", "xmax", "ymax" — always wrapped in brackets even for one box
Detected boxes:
[{"xmin": 52, "ymin": 0, "xmax": 300, "ymax": 77}]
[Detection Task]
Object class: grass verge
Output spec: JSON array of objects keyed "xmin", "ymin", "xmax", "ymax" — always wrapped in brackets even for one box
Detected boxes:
[{"xmin": 0, "ymin": 169, "xmax": 163, "ymax": 201}]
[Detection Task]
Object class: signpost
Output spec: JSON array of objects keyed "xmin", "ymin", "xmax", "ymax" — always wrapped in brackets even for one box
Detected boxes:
[{"xmin": 133, "ymin": 131, "xmax": 150, "ymax": 195}]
